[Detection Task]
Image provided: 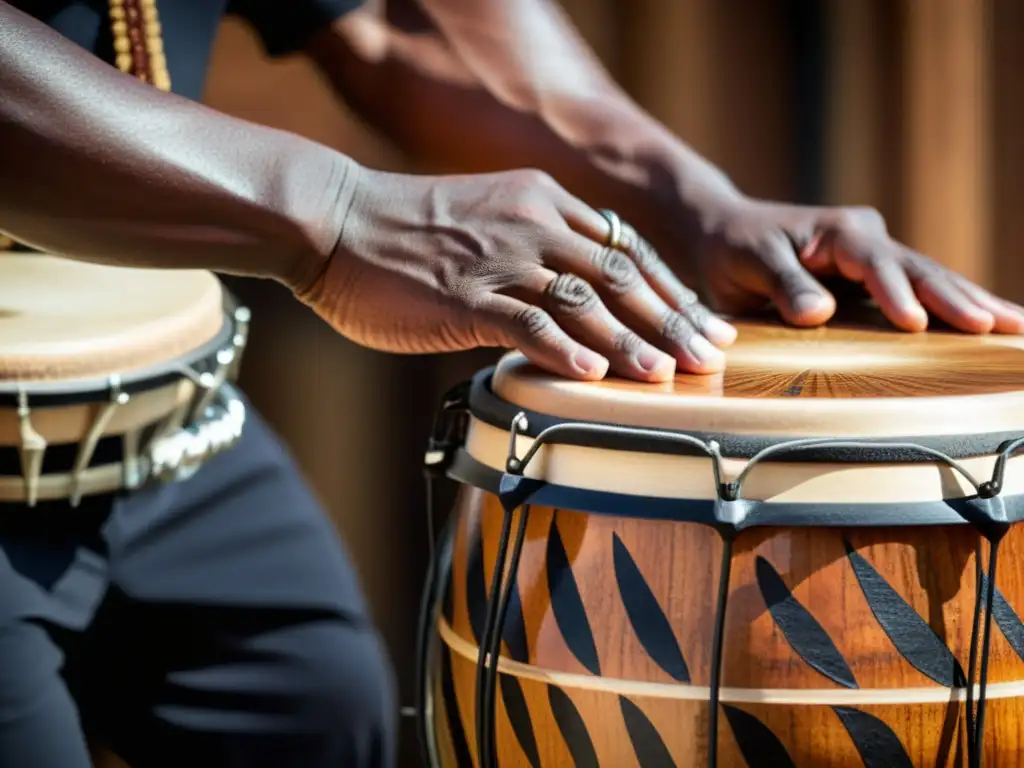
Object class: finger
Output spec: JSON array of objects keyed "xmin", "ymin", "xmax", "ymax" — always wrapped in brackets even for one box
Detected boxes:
[
  {"xmin": 544, "ymin": 231, "xmax": 727, "ymax": 373},
  {"xmin": 615, "ymin": 221, "xmax": 737, "ymax": 346},
  {"xmin": 799, "ymin": 230, "xmax": 841, "ymax": 276},
  {"xmin": 952, "ymin": 278, "xmax": 1024, "ymax": 334},
  {"xmin": 824, "ymin": 232, "xmax": 928, "ymax": 330},
  {"xmin": 754, "ymin": 231, "xmax": 836, "ymax": 326},
  {"xmin": 481, "ymin": 293, "xmax": 610, "ymax": 381},
  {"xmin": 563, "ymin": 207, "xmax": 737, "ymax": 347},
  {"xmin": 903, "ymin": 256, "xmax": 995, "ymax": 333},
  {"xmin": 507, "ymin": 268, "xmax": 680, "ymax": 381},
  {"xmin": 858, "ymin": 257, "xmax": 929, "ymax": 332}
]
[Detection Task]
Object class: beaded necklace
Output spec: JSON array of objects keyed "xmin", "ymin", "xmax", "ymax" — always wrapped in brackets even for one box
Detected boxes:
[
  {"xmin": 0, "ymin": 1, "xmax": 171, "ymax": 250},
  {"xmin": 108, "ymin": 0, "xmax": 172, "ymax": 91}
]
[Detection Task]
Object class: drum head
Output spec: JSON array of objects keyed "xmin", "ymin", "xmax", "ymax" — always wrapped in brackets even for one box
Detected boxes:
[
  {"xmin": 490, "ymin": 315, "xmax": 1024, "ymax": 441},
  {"xmin": 452, "ymin": 313, "xmax": 1024, "ymax": 524},
  {"xmin": 0, "ymin": 254, "xmax": 224, "ymax": 383}
]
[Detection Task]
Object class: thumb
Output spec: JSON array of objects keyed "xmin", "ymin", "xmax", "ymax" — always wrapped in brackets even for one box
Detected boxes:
[{"xmin": 761, "ymin": 233, "xmax": 836, "ymax": 326}]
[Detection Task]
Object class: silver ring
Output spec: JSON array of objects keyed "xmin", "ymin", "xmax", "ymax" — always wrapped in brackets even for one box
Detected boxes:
[{"xmin": 597, "ymin": 208, "xmax": 622, "ymax": 250}]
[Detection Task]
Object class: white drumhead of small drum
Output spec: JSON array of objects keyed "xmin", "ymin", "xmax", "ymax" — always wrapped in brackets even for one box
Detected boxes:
[{"xmin": 0, "ymin": 254, "xmax": 224, "ymax": 381}]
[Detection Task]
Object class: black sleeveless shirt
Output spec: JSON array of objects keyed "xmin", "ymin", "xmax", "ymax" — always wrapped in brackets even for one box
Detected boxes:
[{"xmin": 8, "ymin": 0, "xmax": 365, "ymax": 101}]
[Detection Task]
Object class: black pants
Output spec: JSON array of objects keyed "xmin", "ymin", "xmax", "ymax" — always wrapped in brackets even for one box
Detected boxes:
[{"xmin": 0, "ymin": 405, "xmax": 397, "ymax": 767}]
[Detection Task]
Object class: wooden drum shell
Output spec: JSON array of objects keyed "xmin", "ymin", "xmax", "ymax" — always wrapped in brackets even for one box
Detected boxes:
[
  {"xmin": 427, "ymin": 487, "xmax": 1024, "ymax": 766},
  {"xmin": 423, "ymin": 320, "xmax": 1024, "ymax": 767}
]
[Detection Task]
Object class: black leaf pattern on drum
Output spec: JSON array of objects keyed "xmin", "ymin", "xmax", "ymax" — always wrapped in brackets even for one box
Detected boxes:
[
  {"xmin": 440, "ymin": 648, "xmax": 475, "ymax": 768},
  {"xmin": 619, "ymin": 696, "xmax": 677, "ymax": 768},
  {"xmin": 832, "ymin": 706, "xmax": 914, "ymax": 767},
  {"xmin": 980, "ymin": 572, "xmax": 1024, "ymax": 663},
  {"xmin": 612, "ymin": 534, "xmax": 691, "ymax": 683},
  {"xmin": 465, "ymin": 518, "xmax": 487, "ymax": 644},
  {"xmin": 502, "ymin": 580, "xmax": 531, "ymax": 664},
  {"xmin": 548, "ymin": 686, "xmax": 600, "ymax": 768},
  {"xmin": 755, "ymin": 556, "xmax": 857, "ymax": 689},
  {"xmin": 547, "ymin": 513, "xmax": 602, "ymax": 676},
  {"xmin": 464, "ymin": 512, "xmax": 530, "ymax": 662},
  {"xmin": 442, "ymin": 559, "xmax": 456, "ymax": 627},
  {"xmin": 844, "ymin": 540, "xmax": 964, "ymax": 687},
  {"xmin": 721, "ymin": 705, "xmax": 797, "ymax": 768},
  {"xmin": 499, "ymin": 675, "xmax": 541, "ymax": 768}
]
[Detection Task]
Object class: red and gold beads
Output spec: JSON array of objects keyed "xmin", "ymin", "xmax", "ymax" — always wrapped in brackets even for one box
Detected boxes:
[
  {"xmin": 0, "ymin": 2, "xmax": 172, "ymax": 252},
  {"xmin": 109, "ymin": 0, "xmax": 171, "ymax": 92}
]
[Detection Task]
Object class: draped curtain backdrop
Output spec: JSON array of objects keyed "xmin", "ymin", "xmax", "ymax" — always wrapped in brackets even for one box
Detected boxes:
[{"xmin": 202, "ymin": 1, "xmax": 1020, "ymax": 763}]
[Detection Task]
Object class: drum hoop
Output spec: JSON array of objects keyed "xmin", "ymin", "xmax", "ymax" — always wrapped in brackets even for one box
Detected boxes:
[
  {"xmin": 468, "ymin": 368, "xmax": 1020, "ymax": 462},
  {"xmin": 0, "ymin": 290, "xmax": 242, "ymax": 406},
  {"xmin": 447, "ymin": 448, "xmax": 1024, "ymax": 528}
]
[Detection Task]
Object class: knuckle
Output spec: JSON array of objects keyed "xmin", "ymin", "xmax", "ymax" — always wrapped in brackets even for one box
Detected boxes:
[
  {"xmin": 620, "ymin": 225, "xmax": 660, "ymax": 271},
  {"xmin": 662, "ymin": 312, "xmax": 697, "ymax": 346},
  {"xmin": 897, "ymin": 247, "xmax": 940, "ymax": 278},
  {"xmin": 515, "ymin": 168, "xmax": 557, "ymax": 190},
  {"xmin": 613, "ymin": 329, "xmax": 644, "ymax": 357},
  {"xmin": 834, "ymin": 205, "xmax": 886, "ymax": 234},
  {"xmin": 510, "ymin": 305, "xmax": 553, "ymax": 338},
  {"xmin": 593, "ymin": 248, "xmax": 642, "ymax": 294},
  {"xmin": 545, "ymin": 273, "xmax": 599, "ymax": 316},
  {"xmin": 673, "ymin": 282, "xmax": 702, "ymax": 311}
]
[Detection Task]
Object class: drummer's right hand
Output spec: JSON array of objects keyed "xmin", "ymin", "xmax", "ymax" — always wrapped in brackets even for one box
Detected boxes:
[{"xmin": 294, "ymin": 166, "xmax": 736, "ymax": 382}]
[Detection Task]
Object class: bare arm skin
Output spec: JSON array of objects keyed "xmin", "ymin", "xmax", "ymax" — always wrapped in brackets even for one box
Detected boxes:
[
  {"xmin": 0, "ymin": 0, "xmax": 352, "ymax": 290},
  {"xmin": 0, "ymin": 0, "xmax": 739, "ymax": 382},
  {"xmin": 307, "ymin": 0, "xmax": 730, "ymax": 276},
  {"xmin": 309, "ymin": 0, "xmax": 1024, "ymax": 335}
]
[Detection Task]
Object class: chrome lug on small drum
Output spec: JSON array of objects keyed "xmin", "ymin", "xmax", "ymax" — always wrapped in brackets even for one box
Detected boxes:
[
  {"xmin": 228, "ymin": 306, "xmax": 251, "ymax": 382},
  {"xmin": 69, "ymin": 375, "xmax": 130, "ymax": 507},
  {"xmin": 144, "ymin": 298, "xmax": 250, "ymax": 487},
  {"xmin": 187, "ymin": 348, "xmax": 235, "ymax": 424},
  {"xmin": 147, "ymin": 383, "xmax": 246, "ymax": 484},
  {"xmin": 16, "ymin": 388, "xmax": 47, "ymax": 507}
]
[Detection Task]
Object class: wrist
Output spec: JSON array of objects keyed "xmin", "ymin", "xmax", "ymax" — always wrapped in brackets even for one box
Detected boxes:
[
  {"xmin": 639, "ymin": 126, "xmax": 745, "ymax": 233},
  {"xmin": 274, "ymin": 149, "xmax": 363, "ymax": 295},
  {"xmin": 604, "ymin": 120, "xmax": 746, "ymax": 281}
]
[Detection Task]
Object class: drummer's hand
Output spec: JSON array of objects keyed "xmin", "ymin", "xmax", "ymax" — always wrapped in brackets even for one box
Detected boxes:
[
  {"xmin": 694, "ymin": 196, "xmax": 1024, "ymax": 334},
  {"xmin": 296, "ymin": 167, "xmax": 737, "ymax": 382}
]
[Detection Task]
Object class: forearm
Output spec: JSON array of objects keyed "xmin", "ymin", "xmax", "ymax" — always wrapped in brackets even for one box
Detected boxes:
[
  {"xmin": 0, "ymin": 2, "xmax": 355, "ymax": 289},
  {"xmin": 314, "ymin": 1, "xmax": 739, "ymax": 269}
]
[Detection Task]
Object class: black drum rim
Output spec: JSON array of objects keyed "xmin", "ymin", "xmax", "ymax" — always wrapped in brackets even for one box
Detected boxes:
[
  {"xmin": 447, "ymin": 449, "xmax": 1024, "ymax": 529},
  {"xmin": 467, "ymin": 367, "xmax": 1024, "ymax": 463}
]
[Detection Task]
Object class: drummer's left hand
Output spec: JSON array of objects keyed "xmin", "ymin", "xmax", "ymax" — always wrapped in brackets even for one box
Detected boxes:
[{"xmin": 692, "ymin": 196, "xmax": 1024, "ymax": 334}]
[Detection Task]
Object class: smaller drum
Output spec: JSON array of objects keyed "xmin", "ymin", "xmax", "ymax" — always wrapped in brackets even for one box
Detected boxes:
[
  {"xmin": 419, "ymin": 317, "xmax": 1024, "ymax": 767},
  {"xmin": 0, "ymin": 254, "xmax": 249, "ymax": 507}
]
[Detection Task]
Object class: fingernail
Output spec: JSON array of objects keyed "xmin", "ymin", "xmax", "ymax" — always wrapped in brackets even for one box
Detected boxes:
[
  {"xmin": 688, "ymin": 335, "xmax": 726, "ymax": 367},
  {"xmin": 704, "ymin": 315, "xmax": 738, "ymax": 346},
  {"xmin": 905, "ymin": 304, "xmax": 928, "ymax": 330},
  {"xmin": 792, "ymin": 292, "xmax": 833, "ymax": 317},
  {"xmin": 573, "ymin": 348, "xmax": 608, "ymax": 377},
  {"xmin": 637, "ymin": 346, "xmax": 676, "ymax": 376}
]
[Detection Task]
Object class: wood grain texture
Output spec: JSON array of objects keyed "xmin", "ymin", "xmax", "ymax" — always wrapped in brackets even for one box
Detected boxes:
[
  {"xmin": 492, "ymin": 314, "xmax": 1024, "ymax": 438},
  {"xmin": 501, "ymin": 317, "xmax": 1024, "ymax": 401},
  {"xmin": 426, "ymin": 488, "xmax": 1024, "ymax": 766}
]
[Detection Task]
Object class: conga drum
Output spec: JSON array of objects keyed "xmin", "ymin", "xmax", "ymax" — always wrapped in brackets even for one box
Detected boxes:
[
  {"xmin": 0, "ymin": 253, "xmax": 249, "ymax": 507},
  {"xmin": 418, "ymin": 318, "xmax": 1024, "ymax": 767}
]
